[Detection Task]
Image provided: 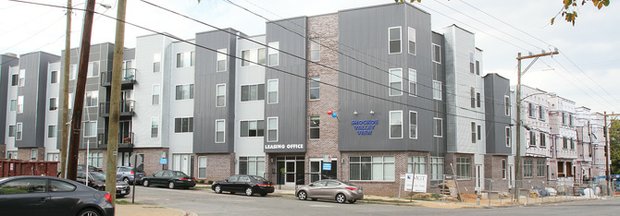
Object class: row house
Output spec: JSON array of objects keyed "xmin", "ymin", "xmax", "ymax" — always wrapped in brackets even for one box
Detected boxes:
[{"xmin": 548, "ymin": 95, "xmax": 578, "ymax": 186}]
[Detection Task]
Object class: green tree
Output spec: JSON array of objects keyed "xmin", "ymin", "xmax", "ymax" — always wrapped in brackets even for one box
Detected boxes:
[
  {"xmin": 394, "ymin": 0, "xmax": 610, "ymax": 26},
  {"xmin": 610, "ymin": 119, "xmax": 620, "ymax": 174}
]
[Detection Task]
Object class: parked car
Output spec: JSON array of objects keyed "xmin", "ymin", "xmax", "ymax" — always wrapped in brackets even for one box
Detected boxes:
[
  {"xmin": 77, "ymin": 164, "xmax": 103, "ymax": 173},
  {"xmin": 76, "ymin": 171, "xmax": 131, "ymax": 198},
  {"xmin": 141, "ymin": 170, "xmax": 196, "ymax": 189},
  {"xmin": 296, "ymin": 179, "xmax": 363, "ymax": 204},
  {"xmin": 212, "ymin": 175, "xmax": 274, "ymax": 197},
  {"xmin": 116, "ymin": 166, "xmax": 145, "ymax": 185},
  {"xmin": 0, "ymin": 176, "xmax": 114, "ymax": 216}
]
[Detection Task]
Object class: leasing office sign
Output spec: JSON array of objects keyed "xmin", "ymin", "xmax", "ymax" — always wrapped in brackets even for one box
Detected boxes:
[{"xmin": 264, "ymin": 143, "xmax": 305, "ymax": 153}]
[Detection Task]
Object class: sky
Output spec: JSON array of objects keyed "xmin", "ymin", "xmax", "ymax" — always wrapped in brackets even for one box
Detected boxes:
[{"xmin": 1, "ymin": 0, "xmax": 619, "ymax": 113}]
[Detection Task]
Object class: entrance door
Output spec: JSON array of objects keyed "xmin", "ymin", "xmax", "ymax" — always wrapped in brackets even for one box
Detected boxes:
[
  {"xmin": 285, "ymin": 160, "xmax": 296, "ymax": 186},
  {"xmin": 173, "ymin": 154, "xmax": 191, "ymax": 175}
]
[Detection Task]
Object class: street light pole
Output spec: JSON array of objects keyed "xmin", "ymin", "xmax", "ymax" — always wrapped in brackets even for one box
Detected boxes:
[{"xmin": 514, "ymin": 50, "xmax": 559, "ymax": 203}]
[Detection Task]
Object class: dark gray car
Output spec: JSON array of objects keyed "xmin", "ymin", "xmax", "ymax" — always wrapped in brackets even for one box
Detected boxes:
[
  {"xmin": 116, "ymin": 166, "xmax": 144, "ymax": 185},
  {"xmin": 0, "ymin": 176, "xmax": 114, "ymax": 216}
]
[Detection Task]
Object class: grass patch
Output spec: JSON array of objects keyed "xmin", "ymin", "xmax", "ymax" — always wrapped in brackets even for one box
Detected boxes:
[{"xmin": 116, "ymin": 199, "xmax": 139, "ymax": 205}]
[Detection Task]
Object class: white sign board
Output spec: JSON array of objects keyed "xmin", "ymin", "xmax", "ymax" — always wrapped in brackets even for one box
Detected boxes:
[
  {"xmin": 404, "ymin": 173, "xmax": 414, "ymax": 191},
  {"xmin": 412, "ymin": 174, "xmax": 427, "ymax": 193}
]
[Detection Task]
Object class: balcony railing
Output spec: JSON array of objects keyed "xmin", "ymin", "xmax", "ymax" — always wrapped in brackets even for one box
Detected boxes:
[
  {"xmin": 99, "ymin": 100, "xmax": 135, "ymax": 117},
  {"xmin": 101, "ymin": 69, "xmax": 137, "ymax": 87},
  {"xmin": 98, "ymin": 132, "xmax": 134, "ymax": 149}
]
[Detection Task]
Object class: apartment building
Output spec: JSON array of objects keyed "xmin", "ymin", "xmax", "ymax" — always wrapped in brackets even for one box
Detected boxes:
[
  {"xmin": 575, "ymin": 106, "xmax": 595, "ymax": 184},
  {"xmin": 548, "ymin": 95, "xmax": 578, "ymax": 186},
  {"xmin": 0, "ymin": 54, "xmax": 19, "ymax": 159}
]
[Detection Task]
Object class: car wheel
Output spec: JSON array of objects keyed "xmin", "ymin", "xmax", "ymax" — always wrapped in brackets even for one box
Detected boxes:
[
  {"xmin": 348, "ymin": 199, "xmax": 357, "ymax": 204},
  {"xmin": 297, "ymin": 191, "xmax": 307, "ymax": 200},
  {"xmin": 143, "ymin": 180, "xmax": 150, "ymax": 187},
  {"xmin": 77, "ymin": 208, "xmax": 101, "ymax": 216},
  {"xmin": 335, "ymin": 193, "xmax": 347, "ymax": 204},
  {"xmin": 214, "ymin": 185, "xmax": 222, "ymax": 193},
  {"xmin": 168, "ymin": 182, "xmax": 175, "ymax": 189},
  {"xmin": 245, "ymin": 187, "xmax": 254, "ymax": 196},
  {"xmin": 123, "ymin": 177, "xmax": 130, "ymax": 184}
]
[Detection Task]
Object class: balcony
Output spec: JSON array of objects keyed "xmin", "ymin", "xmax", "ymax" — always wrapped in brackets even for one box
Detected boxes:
[
  {"xmin": 101, "ymin": 69, "xmax": 137, "ymax": 87},
  {"xmin": 97, "ymin": 132, "xmax": 134, "ymax": 149},
  {"xmin": 99, "ymin": 100, "xmax": 135, "ymax": 117}
]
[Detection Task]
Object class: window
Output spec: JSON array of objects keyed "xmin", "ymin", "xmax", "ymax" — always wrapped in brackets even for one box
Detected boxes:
[
  {"xmin": 50, "ymin": 71, "xmax": 58, "ymax": 84},
  {"xmin": 562, "ymin": 113, "xmax": 567, "ymax": 126},
  {"xmin": 409, "ymin": 111, "xmax": 417, "ymax": 139},
  {"xmin": 406, "ymin": 27, "xmax": 417, "ymax": 55},
  {"xmin": 175, "ymin": 84, "xmax": 194, "ymax": 100},
  {"xmin": 476, "ymin": 92, "xmax": 481, "ymax": 108},
  {"xmin": 469, "ymin": 53, "xmax": 475, "ymax": 74},
  {"xmin": 308, "ymin": 116, "xmax": 320, "ymax": 139},
  {"xmin": 241, "ymin": 50, "xmax": 250, "ymax": 66},
  {"xmin": 11, "ymin": 74, "xmax": 18, "ymax": 86},
  {"xmin": 48, "ymin": 180, "xmax": 75, "ymax": 193},
  {"xmin": 528, "ymin": 103, "xmax": 535, "ymax": 118},
  {"xmin": 198, "ymin": 156, "xmax": 207, "ymax": 178},
  {"xmin": 48, "ymin": 125, "xmax": 56, "ymax": 138},
  {"xmin": 388, "ymin": 68, "xmax": 403, "ymax": 96},
  {"xmin": 350, "ymin": 156, "xmax": 395, "ymax": 181},
  {"xmin": 8, "ymin": 125, "xmax": 15, "ymax": 137},
  {"xmin": 309, "ymin": 77, "xmax": 320, "ymax": 100},
  {"xmin": 16, "ymin": 123, "xmax": 22, "ymax": 140},
  {"xmin": 152, "ymin": 85, "xmax": 160, "ymax": 105},
  {"xmin": 174, "ymin": 117, "xmax": 193, "ymax": 133},
  {"xmin": 239, "ymin": 156, "xmax": 265, "ymax": 177},
  {"xmin": 46, "ymin": 153, "xmax": 59, "ymax": 162},
  {"xmin": 241, "ymin": 84, "xmax": 264, "ymax": 102},
  {"xmin": 389, "ymin": 111, "xmax": 403, "ymax": 139},
  {"xmin": 0, "ymin": 178, "xmax": 47, "ymax": 194},
  {"xmin": 471, "ymin": 122, "xmax": 476, "ymax": 143},
  {"xmin": 501, "ymin": 160, "xmax": 507, "ymax": 179},
  {"xmin": 310, "ymin": 39, "xmax": 320, "ymax": 62},
  {"xmin": 85, "ymin": 91, "xmax": 98, "ymax": 107},
  {"xmin": 563, "ymin": 137, "xmax": 568, "ymax": 149},
  {"xmin": 432, "ymin": 44, "xmax": 441, "ymax": 63},
  {"xmin": 504, "ymin": 96, "xmax": 510, "ymax": 116},
  {"xmin": 215, "ymin": 119, "xmax": 225, "ymax": 143},
  {"xmin": 434, "ymin": 118, "xmax": 443, "ymax": 137},
  {"xmin": 257, "ymin": 48, "xmax": 266, "ymax": 65},
  {"xmin": 153, "ymin": 53, "xmax": 161, "ymax": 72},
  {"xmin": 388, "ymin": 26, "xmax": 402, "ymax": 54},
  {"xmin": 176, "ymin": 53, "xmax": 185, "ymax": 68},
  {"xmin": 151, "ymin": 117, "xmax": 158, "ymax": 138},
  {"xmin": 87, "ymin": 61, "xmax": 99, "ymax": 77},
  {"xmin": 475, "ymin": 60, "xmax": 480, "ymax": 75},
  {"xmin": 83, "ymin": 121, "xmax": 96, "ymax": 138},
  {"xmin": 70, "ymin": 64, "xmax": 77, "ymax": 80},
  {"xmin": 267, "ymin": 79, "xmax": 278, "ymax": 104},
  {"xmin": 190, "ymin": 51, "xmax": 195, "ymax": 67},
  {"xmin": 216, "ymin": 48, "xmax": 227, "ymax": 72},
  {"xmin": 537, "ymin": 159, "xmax": 546, "ymax": 177},
  {"xmin": 240, "ymin": 120, "xmax": 264, "ymax": 137},
  {"xmin": 216, "ymin": 84, "xmax": 226, "ymax": 107},
  {"xmin": 570, "ymin": 138, "xmax": 575, "ymax": 149},
  {"xmin": 477, "ymin": 125, "xmax": 481, "ymax": 140},
  {"xmin": 470, "ymin": 87, "xmax": 476, "ymax": 108},
  {"xmin": 569, "ymin": 114, "xmax": 574, "ymax": 127},
  {"xmin": 456, "ymin": 157, "xmax": 471, "ymax": 180},
  {"xmin": 433, "ymin": 80, "xmax": 442, "ymax": 100},
  {"xmin": 540, "ymin": 133, "xmax": 546, "ymax": 148},
  {"xmin": 17, "ymin": 96, "xmax": 23, "ymax": 113},
  {"xmin": 49, "ymin": 98, "xmax": 57, "ymax": 111},
  {"xmin": 505, "ymin": 126, "xmax": 512, "ymax": 147},
  {"xmin": 524, "ymin": 159, "xmax": 533, "ymax": 177},
  {"xmin": 431, "ymin": 157, "xmax": 444, "ymax": 180},
  {"xmin": 18, "ymin": 69, "xmax": 25, "ymax": 86},
  {"xmin": 529, "ymin": 131, "xmax": 537, "ymax": 147},
  {"xmin": 88, "ymin": 152, "xmax": 103, "ymax": 168},
  {"xmin": 267, "ymin": 117, "xmax": 278, "ymax": 142},
  {"xmin": 408, "ymin": 69, "xmax": 417, "ymax": 96},
  {"xmin": 268, "ymin": 42, "xmax": 279, "ymax": 66},
  {"xmin": 407, "ymin": 156, "xmax": 426, "ymax": 174},
  {"xmin": 10, "ymin": 100, "xmax": 16, "ymax": 112}
]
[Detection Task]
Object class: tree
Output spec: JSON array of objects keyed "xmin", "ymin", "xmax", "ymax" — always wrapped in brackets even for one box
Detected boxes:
[
  {"xmin": 394, "ymin": 0, "xmax": 610, "ymax": 26},
  {"xmin": 610, "ymin": 119, "xmax": 620, "ymax": 174}
]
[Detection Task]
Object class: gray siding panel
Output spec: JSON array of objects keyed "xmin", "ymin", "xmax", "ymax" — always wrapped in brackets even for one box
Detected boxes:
[
  {"xmin": 484, "ymin": 73, "xmax": 511, "ymax": 155},
  {"xmin": 194, "ymin": 29, "xmax": 238, "ymax": 153},
  {"xmin": 264, "ymin": 17, "xmax": 308, "ymax": 153},
  {"xmin": 432, "ymin": 32, "xmax": 447, "ymax": 156},
  {"xmin": 338, "ymin": 4, "xmax": 435, "ymax": 152},
  {"xmin": 0, "ymin": 55, "xmax": 18, "ymax": 145}
]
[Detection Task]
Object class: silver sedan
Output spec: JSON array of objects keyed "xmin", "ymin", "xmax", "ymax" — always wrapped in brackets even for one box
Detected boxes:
[{"xmin": 296, "ymin": 179, "xmax": 363, "ymax": 204}]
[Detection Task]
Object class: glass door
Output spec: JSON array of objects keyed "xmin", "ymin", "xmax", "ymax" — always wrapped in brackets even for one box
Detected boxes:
[{"xmin": 285, "ymin": 160, "xmax": 296, "ymax": 185}]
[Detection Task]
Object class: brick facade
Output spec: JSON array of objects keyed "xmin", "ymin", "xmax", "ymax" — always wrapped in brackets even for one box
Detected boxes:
[
  {"xmin": 197, "ymin": 153, "xmax": 234, "ymax": 182},
  {"xmin": 444, "ymin": 153, "xmax": 476, "ymax": 193},
  {"xmin": 17, "ymin": 147, "xmax": 45, "ymax": 161},
  {"xmin": 484, "ymin": 155, "xmax": 510, "ymax": 192}
]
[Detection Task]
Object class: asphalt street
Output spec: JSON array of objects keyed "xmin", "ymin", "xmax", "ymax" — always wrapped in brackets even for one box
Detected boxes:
[{"xmin": 126, "ymin": 186, "xmax": 620, "ymax": 216}]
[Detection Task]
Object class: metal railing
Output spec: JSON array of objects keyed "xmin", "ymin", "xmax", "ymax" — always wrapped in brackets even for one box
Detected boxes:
[
  {"xmin": 99, "ymin": 100, "xmax": 135, "ymax": 116},
  {"xmin": 100, "ymin": 69, "xmax": 137, "ymax": 86}
]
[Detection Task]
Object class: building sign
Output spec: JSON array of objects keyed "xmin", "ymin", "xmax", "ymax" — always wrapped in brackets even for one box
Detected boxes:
[
  {"xmin": 264, "ymin": 143, "xmax": 306, "ymax": 153},
  {"xmin": 404, "ymin": 173, "xmax": 427, "ymax": 192},
  {"xmin": 159, "ymin": 158, "xmax": 168, "ymax": 165},
  {"xmin": 351, "ymin": 120, "xmax": 379, "ymax": 135},
  {"xmin": 322, "ymin": 162, "xmax": 332, "ymax": 171},
  {"xmin": 404, "ymin": 173, "xmax": 414, "ymax": 191}
]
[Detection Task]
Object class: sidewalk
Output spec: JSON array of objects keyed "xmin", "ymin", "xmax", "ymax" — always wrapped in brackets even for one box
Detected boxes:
[{"xmin": 116, "ymin": 204, "xmax": 196, "ymax": 216}]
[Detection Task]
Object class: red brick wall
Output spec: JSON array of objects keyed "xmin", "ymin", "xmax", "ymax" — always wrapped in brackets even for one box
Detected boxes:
[
  {"xmin": 17, "ymin": 147, "xmax": 45, "ymax": 161},
  {"xmin": 200, "ymin": 153, "xmax": 234, "ymax": 182},
  {"xmin": 484, "ymin": 155, "xmax": 510, "ymax": 192},
  {"xmin": 132, "ymin": 148, "xmax": 168, "ymax": 176},
  {"xmin": 444, "ymin": 153, "xmax": 476, "ymax": 193}
]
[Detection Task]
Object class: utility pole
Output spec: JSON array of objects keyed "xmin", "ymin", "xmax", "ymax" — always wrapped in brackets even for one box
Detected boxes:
[
  {"xmin": 514, "ymin": 50, "xmax": 558, "ymax": 202},
  {"xmin": 603, "ymin": 112, "xmax": 618, "ymax": 196},
  {"xmin": 67, "ymin": 0, "xmax": 96, "ymax": 181},
  {"xmin": 59, "ymin": 0, "xmax": 72, "ymax": 179},
  {"xmin": 106, "ymin": 0, "xmax": 127, "ymax": 204}
]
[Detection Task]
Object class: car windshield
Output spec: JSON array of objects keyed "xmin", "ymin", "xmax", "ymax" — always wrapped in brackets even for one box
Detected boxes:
[
  {"xmin": 172, "ymin": 171, "xmax": 188, "ymax": 177},
  {"xmin": 252, "ymin": 176, "xmax": 268, "ymax": 182},
  {"xmin": 90, "ymin": 172, "xmax": 106, "ymax": 181}
]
